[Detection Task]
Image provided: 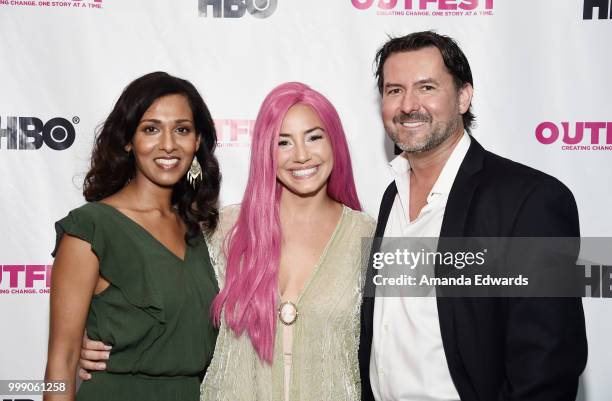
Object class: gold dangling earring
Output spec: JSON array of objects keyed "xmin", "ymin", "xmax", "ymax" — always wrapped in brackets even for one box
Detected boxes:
[{"xmin": 187, "ymin": 157, "xmax": 202, "ymax": 189}]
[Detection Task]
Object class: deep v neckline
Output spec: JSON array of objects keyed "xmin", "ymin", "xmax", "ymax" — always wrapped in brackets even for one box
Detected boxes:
[
  {"xmin": 95, "ymin": 202, "xmax": 189, "ymax": 263},
  {"xmin": 279, "ymin": 205, "xmax": 347, "ymax": 304}
]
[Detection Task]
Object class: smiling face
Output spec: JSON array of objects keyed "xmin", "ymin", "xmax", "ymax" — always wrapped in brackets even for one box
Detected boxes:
[
  {"xmin": 276, "ymin": 104, "xmax": 334, "ymax": 198},
  {"xmin": 381, "ymin": 46, "xmax": 472, "ymax": 153},
  {"xmin": 127, "ymin": 94, "xmax": 201, "ymax": 188}
]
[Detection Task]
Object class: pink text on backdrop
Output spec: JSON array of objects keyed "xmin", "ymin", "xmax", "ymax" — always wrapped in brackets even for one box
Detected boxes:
[
  {"xmin": 3, "ymin": 0, "xmax": 104, "ymax": 7},
  {"xmin": 351, "ymin": 0, "xmax": 493, "ymax": 10},
  {"xmin": 535, "ymin": 122, "xmax": 612, "ymax": 145},
  {"xmin": 215, "ymin": 119, "xmax": 254, "ymax": 147},
  {"xmin": 0, "ymin": 265, "xmax": 52, "ymax": 288}
]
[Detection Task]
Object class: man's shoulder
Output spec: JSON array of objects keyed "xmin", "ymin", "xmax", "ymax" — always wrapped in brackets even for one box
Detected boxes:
[
  {"xmin": 478, "ymin": 147, "xmax": 572, "ymax": 197},
  {"xmin": 462, "ymin": 144, "xmax": 579, "ymax": 236}
]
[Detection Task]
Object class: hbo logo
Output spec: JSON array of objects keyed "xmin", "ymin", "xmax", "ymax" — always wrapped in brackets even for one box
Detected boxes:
[
  {"xmin": 0, "ymin": 116, "xmax": 76, "ymax": 150},
  {"xmin": 198, "ymin": 0, "xmax": 277, "ymax": 18}
]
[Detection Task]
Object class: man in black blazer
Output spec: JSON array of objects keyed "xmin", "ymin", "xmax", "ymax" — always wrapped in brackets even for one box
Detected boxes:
[{"xmin": 359, "ymin": 31, "xmax": 587, "ymax": 401}]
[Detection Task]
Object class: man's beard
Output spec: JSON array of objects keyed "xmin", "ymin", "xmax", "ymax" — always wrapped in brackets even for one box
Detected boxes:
[{"xmin": 389, "ymin": 111, "xmax": 462, "ymax": 154}]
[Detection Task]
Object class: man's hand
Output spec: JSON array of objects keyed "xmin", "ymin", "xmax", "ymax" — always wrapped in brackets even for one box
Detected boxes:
[{"xmin": 78, "ymin": 331, "xmax": 112, "ymax": 380}]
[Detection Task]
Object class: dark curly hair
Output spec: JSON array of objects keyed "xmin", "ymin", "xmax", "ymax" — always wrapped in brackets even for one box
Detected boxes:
[
  {"xmin": 83, "ymin": 72, "xmax": 221, "ymax": 242},
  {"xmin": 375, "ymin": 30, "xmax": 476, "ymax": 133}
]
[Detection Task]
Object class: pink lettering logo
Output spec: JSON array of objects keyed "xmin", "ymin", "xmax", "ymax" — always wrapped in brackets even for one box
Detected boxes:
[
  {"xmin": 1, "ymin": 0, "xmax": 103, "ymax": 9},
  {"xmin": 536, "ymin": 122, "xmax": 612, "ymax": 151},
  {"xmin": 351, "ymin": 0, "xmax": 494, "ymax": 16},
  {"xmin": 0, "ymin": 265, "xmax": 52, "ymax": 294},
  {"xmin": 215, "ymin": 119, "xmax": 255, "ymax": 148}
]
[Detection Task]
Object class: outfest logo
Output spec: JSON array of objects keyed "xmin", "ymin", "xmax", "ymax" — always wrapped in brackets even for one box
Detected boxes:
[
  {"xmin": 535, "ymin": 121, "xmax": 612, "ymax": 151},
  {"xmin": 215, "ymin": 119, "xmax": 254, "ymax": 148},
  {"xmin": 0, "ymin": 0, "xmax": 103, "ymax": 9},
  {"xmin": 0, "ymin": 265, "xmax": 52, "ymax": 295},
  {"xmin": 198, "ymin": 0, "xmax": 277, "ymax": 18},
  {"xmin": 351, "ymin": 0, "xmax": 494, "ymax": 16}
]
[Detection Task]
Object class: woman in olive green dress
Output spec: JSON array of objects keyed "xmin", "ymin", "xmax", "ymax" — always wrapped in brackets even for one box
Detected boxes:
[{"xmin": 44, "ymin": 72, "xmax": 220, "ymax": 401}]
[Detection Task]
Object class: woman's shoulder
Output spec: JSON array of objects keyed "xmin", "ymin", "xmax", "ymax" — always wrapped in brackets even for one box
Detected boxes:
[
  {"xmin": 205, "ymin": 204, "xmax": 242, "ymax": 284},
  {"xmin": 58, "ymin": 202, "xmax": 111, "ymax": 225},
  {"xmin": 69, "ymin": 201, "xmax": 102, "ymax": 213},
  {"xmin": 219, "ymin": 203, "xmax": 241, "ymax": 222},
  {"xmin": 206, "ymin": 204, "xmax": 241, "ymax": 255},
  {"xmin": 217, "ymin": 204, "xmax": 241, "ymax": 235},
  {"xmin": 343, "ymin": 206, "xmax": 376, "ymax": 234},
  {"xmin": 53, "ymin": 202, "xmax": 111, "ymax": 257}
]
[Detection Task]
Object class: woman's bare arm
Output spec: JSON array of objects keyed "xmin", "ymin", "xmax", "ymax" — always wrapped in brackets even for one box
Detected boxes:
[{"xmin": 44, "ymin": 235, "xmax": 100, "ymax": 401}]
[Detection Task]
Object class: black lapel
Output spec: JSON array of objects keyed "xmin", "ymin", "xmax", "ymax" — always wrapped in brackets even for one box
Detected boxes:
[
  {"xmin": 362, "ymin": 181, "xmax": 398, "ymax": 338},
  {"xmin": 436, "ymin": 136, "xmax": 485, "ymax": 399},
  {"xmin": 439, "ymin": 136, "xmax": 485, "ymax": 238},
  {"xmin": 440, "ymin": 138, "xmax": 485, "ymax": 238},
  {"xmin": 375, "ymin": 182, "xmax": 398, "ymax": 238}
]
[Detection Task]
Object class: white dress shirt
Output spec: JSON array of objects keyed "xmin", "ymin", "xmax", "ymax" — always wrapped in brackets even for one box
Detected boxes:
[{"xmin": 369, "ymin": 132, "xmax": 470, "ymax": 401}]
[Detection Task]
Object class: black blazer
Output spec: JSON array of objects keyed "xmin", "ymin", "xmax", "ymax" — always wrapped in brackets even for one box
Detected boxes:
[{"xmin": 359, "ymin": 138, "xmax": 587, "ymax": 401}]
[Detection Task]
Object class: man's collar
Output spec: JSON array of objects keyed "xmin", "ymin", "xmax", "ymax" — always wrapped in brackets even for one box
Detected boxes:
[
  {"xmin": 388, "ymin": 131, "xmax": 471, "ymax": 198},
  {"xmin": 430, "ymin": 131, "xmax": 471, "ymax": 196}
]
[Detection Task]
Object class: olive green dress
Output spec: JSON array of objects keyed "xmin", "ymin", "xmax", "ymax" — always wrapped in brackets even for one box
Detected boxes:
[{"xmin": 52, "ymin": 202, "xmax": 218, "ymax": 401}]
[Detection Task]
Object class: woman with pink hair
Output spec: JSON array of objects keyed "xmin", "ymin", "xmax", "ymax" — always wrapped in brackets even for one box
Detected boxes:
[
  {"xmin": 201, "ymin": 82, "xmax": 374, "ymax": 400},
  {"xmin": 78, "ymin": 82, "xmax": 374, "ymax": 400}
]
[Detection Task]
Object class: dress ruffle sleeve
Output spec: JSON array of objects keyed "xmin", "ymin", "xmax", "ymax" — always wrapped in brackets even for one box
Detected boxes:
[
  {"xmin": 52, "ymin": 203, "xmax": 165, "ymax": 324},
  {"xmin": 53, "ymin": 206, "xmax": 106, "ymax": 258}
]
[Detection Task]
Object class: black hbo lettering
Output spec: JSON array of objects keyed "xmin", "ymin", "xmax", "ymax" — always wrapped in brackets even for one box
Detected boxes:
[
  {"xmin": 247, "ymin": 0, "xmax": 277, "ymax": 18},
  {"xmin": 18, "ymin": 117, "xmax": 44, "ymax": 150},
  {"xmin": 603, "ymin": 265, "xmax": 612, "ymax": 298},
  {"xmin": 198, "ymin": 0, "xmax": 276, "ymax": 18},
  {"xmin": 0, "ymin": 116, "xmax": 18, "ymax": 149},
  {"xmin": 583, "ymin": 0, "xmax": 611, "ymax": 19},
  {"xmin": 224, "ymin": 0, "xmax": 246, "ymax": 18},
  {"xmin": 199, "ymin": 0, "xmax": 222, "ymax": 17},
  {"xmin": 43, "ymin": 117, "xmax": 75, "ymax": 150}
]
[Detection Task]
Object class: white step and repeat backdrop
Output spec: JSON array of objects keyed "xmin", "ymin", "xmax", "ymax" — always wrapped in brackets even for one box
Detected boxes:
[{"xmin": 1, "ymin": 0, "xmax": 611, "ymax": 400}]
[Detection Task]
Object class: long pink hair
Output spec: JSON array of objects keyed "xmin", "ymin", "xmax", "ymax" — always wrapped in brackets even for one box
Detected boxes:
[{"xmin": 211, "ymin": 82, "xmax": 361, "ymax": 363}]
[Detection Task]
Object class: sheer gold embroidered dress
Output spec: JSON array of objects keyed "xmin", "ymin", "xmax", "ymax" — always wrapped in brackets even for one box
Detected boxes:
[{"xmin": 201, "ymin": 204, "xmax": 375, "ymax": 401}]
